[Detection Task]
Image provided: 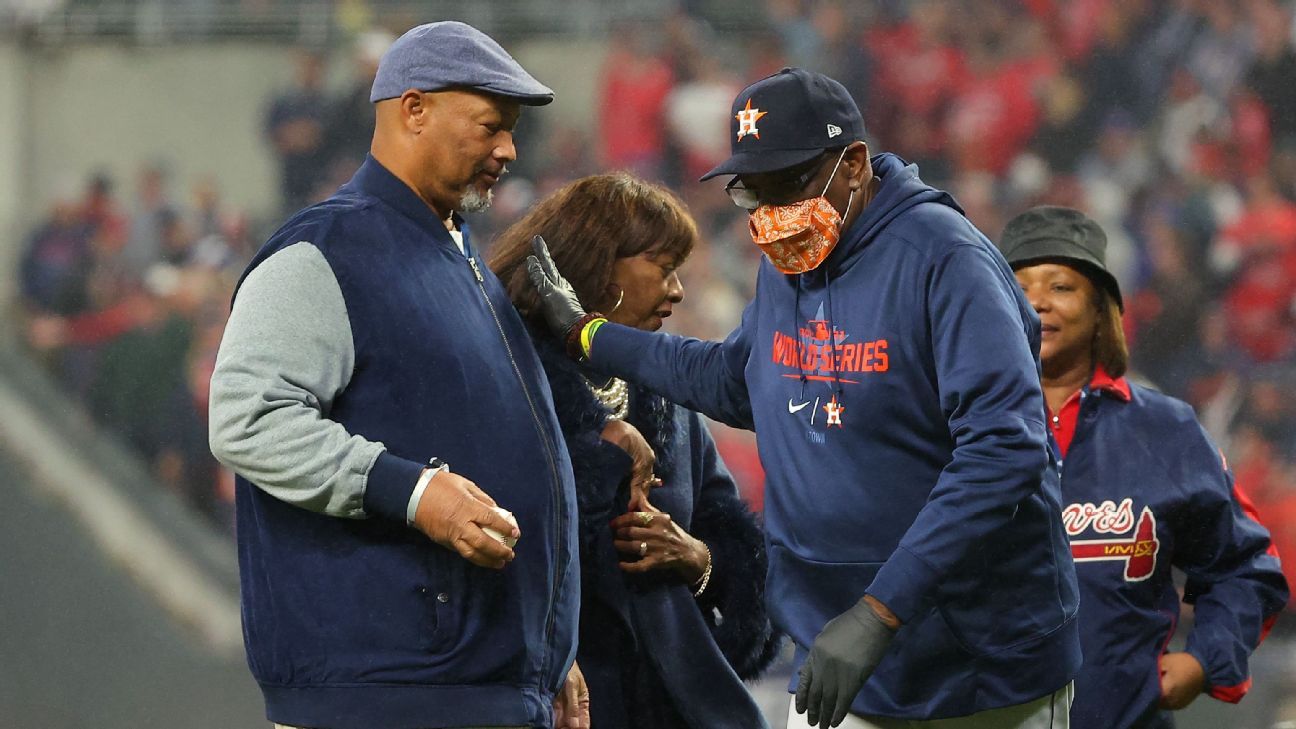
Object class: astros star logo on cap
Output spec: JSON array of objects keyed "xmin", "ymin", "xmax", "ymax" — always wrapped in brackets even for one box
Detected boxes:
[{"xmin": 735, "ymin": 98, "xmax": 768, "ymax": 141}]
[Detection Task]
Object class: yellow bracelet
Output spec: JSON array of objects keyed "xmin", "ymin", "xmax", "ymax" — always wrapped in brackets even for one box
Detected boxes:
[
  {"xmin": 692, "ymin": 542, "xmax": 713, "ymax": 598},
  {"xmin": 580, "ymin": 317, "xmax": 608, "ymax": 359}
]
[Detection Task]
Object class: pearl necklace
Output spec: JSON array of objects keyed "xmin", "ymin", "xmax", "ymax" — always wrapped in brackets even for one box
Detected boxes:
[{"xmin": 585, "ymin": 376, "xmax": 630, "ymax": 420}]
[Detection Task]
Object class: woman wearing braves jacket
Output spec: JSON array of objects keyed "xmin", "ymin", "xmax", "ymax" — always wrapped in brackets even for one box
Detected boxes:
[
  {"xmin": 998, "ymin": 206, "xmax": 1289, "ymax": 729},
  {"xmin": 490, "ymin": 173, "xmax": 780, "ymax": 729}
]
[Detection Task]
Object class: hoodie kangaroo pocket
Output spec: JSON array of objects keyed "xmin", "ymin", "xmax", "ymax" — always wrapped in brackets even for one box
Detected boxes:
[{"xmin": 766, "ymin": 543, "xmax": 885, "ymax": 648}]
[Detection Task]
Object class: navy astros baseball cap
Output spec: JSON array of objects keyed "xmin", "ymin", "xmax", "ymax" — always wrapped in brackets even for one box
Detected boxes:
[
  {"xmin": 370, "ymin": 21, "xmax": 554, "ymax": 106},
  {"xmin": 699, "ymin": 67, "xmax": 865, "ymax": 181},
  {"xmin": 998, "ymin": 206, "xmax": 1125, "ymax": 311}
]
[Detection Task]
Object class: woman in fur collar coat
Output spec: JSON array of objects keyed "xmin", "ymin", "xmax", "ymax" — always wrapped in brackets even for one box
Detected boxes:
[{"xmin": 491, "ymin": 173, "xmax": 780, "ymax": 729}]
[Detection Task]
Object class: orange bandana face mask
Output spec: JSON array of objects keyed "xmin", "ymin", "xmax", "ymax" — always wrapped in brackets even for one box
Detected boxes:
[{"xmin": 748, "ymin": 149, "xmax": 854, "ymax": 274}]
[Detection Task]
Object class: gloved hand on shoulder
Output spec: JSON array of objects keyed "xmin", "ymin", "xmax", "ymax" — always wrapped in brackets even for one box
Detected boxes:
[{"xmin": 525, "ymin": 235, "xmax": 602, "ymax": 359}]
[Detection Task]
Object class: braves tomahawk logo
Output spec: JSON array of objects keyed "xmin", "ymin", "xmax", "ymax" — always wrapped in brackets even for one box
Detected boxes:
[
  {"xmin": 1063, "ymin": 498, "xmax": 1160, "ymax": 581},
  {"xmin": 735, "ymin": 99, "xmax": 767, "ymax": 141}
]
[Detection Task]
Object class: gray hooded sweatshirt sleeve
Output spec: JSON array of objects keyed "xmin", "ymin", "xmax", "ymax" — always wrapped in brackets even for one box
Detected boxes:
[{"xmin": 209, "ymin": 241, "xmax": 387, "ymax": 518}]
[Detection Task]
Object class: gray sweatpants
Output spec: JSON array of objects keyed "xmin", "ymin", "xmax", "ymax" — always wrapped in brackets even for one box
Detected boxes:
[
  {"xmin": 276, "ymin": 725, "xmax": 529, "ymax": 729},
  {"xmin": 785, "ymin": 682, "xmax": 1073, "ymax": 729}
]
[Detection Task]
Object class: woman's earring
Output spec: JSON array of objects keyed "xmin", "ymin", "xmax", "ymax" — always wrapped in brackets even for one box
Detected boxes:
[{"xmin": 609, "ymin": 287, "xmax": 625, "ymax": 313}]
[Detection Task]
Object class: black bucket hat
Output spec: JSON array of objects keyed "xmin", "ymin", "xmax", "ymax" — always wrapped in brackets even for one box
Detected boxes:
[{"xmin": 998, "ymin": 206, "xmax": 1124, "ymax": 311}]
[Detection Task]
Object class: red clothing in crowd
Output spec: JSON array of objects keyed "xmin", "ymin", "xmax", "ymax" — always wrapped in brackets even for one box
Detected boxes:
[
  {"xmin": 1219, "ymin": 195, "xmax": 1296, "ymax": 362},
  {"xmin": 945, "ymin": 54, "xmax": 1055, "ymax": 175},
  {"xmin": 596, "ymin": 49, "xmax": 674, "ymax": 173},
  {"xmin": 1233, "ymin": 92, "xmax": 1274, "ymax": 179},
  {"xmin": 1231, "ymin": 436, "xmax": 1296, "ymax": 605},
  {"xmin": 864, "ymin": 19, "xmax": 967, "ymax": 160},
  {"xmin": 1021, "ymin": 0, "xmax": 1111, "ymax": 62},
  {"xmin": 866, "ymin": 22, "xmax": 968, "ymax": 120}
]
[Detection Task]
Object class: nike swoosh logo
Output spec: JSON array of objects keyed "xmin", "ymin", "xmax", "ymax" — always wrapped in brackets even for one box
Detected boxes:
[{"xmin": 788, "ymin": 398, "xmax": 810, "ymax": 413}]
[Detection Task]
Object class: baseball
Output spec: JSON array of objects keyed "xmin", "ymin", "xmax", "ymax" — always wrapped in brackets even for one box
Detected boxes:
[{"xmin": 482, "ymin": 506, "xmax": 519, "ymax": 548}]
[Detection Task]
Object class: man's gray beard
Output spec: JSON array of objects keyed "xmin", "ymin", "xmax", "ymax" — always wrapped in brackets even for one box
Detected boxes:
[{"xmin": 459, "ymin": 187, "xmax": 493, "ymax": 213}]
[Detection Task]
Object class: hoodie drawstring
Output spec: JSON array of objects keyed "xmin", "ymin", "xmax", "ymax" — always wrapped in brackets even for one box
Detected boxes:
[
  {"xmin": 824, "ymin": 269, "xmax": 845, "ymax": 401},
  {"xmin": 792, "ymin": 270, "xmax": 844, "ymax": 404},
  {"xmin": 794, "ymin": 280, "xmax": 807, "ymax": 400}
]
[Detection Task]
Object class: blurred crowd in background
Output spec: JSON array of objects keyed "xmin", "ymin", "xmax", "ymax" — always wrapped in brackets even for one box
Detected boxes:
[{"xmin": 13, "ymin": 0, "xmax": 1296, "ymax": 604}]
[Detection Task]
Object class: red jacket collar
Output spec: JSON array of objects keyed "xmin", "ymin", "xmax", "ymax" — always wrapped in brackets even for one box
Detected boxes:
[{"xmin": 1090, "ymin": 365, "xmax": 1132, "ymax": 402}]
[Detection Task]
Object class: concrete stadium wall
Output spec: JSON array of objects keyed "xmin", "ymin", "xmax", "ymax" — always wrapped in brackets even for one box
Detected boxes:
[
  {"xmin": 0, "ymin": 41, "xmax": 288, "ymax": 308},
  {"xmin": 0, "ymin": 37, "xmax": 604, "ymax": 308},
  {"xmin": 517, "ymin": 39, "xmax": 603, "ymax": 135},
  {"xmin": 0, "ymin": 43, "xmax": 30, "ymax": 311}
]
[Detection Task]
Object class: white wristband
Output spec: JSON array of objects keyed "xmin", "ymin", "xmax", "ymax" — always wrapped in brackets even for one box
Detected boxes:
[{"xmin": 406, "ymin": 460, "xmax": 449, "ymax": 525}]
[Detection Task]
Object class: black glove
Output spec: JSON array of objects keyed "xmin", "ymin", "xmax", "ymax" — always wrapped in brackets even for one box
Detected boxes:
[
  {"xmin": 525, "ymin": 235, "xmax": 589, "ymax": 342},
  {"xmin": 795, "ymin": 597, "xmax": 897, "ymax": 728}
]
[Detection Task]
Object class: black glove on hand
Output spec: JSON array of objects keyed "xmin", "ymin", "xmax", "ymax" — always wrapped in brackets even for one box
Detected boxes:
[
  {"xmin": 525, "ymin": 235, "xmax": 590, "ymax": 343},
  {"xmin": 795, "ymin": 597, "xmax": 897, "ymax": 728}
]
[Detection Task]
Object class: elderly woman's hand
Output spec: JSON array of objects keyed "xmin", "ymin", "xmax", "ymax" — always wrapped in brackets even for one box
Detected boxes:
[
  {"xmin": 599, "ymin": 420, "xmax": 661, "ymax": 511},
  {"xmin": 610, "ymin": 507, "xmax": 710, "ymax": 586},
  {"xmin": 1158, "ymin": 652, "xmax": 1205, "ymax": 710}
]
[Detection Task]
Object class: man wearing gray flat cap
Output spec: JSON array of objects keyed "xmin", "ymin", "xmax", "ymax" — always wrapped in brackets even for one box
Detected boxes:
[{"xmin": 210, "ymin": 20, "xmax": 588, "ymax": 729}]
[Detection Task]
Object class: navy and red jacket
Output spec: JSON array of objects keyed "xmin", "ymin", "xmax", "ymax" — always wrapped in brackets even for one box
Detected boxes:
[
  {"xmin": 587, "ymin": 154, "xmax": 1081, "ymax": 720},
  {"xmin": 1053, "ymin": 369, "xmax": 1288, "ymax": 729}
]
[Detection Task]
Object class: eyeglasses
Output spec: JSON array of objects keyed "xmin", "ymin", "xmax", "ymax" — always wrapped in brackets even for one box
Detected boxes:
[{"xmin": 724, "ymin": 151, "xmax": 834, "ymax": 211}]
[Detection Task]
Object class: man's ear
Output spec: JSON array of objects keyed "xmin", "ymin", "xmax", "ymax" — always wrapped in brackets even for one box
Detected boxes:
[
  {"xmin": 400, "ymin": 89, "xmax": 429, "ymax": 133},
  {"xmin": 845, "ymin": 141, "xmax": 871, "ymax": 191}
]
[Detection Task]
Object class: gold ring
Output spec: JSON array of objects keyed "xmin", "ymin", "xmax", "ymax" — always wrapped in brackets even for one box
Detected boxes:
[
  {"xmin": 639, "ymin": 541, "xmax": 648, "ymax": 557},
  {"xmin": 636, "ymin": 511, "xmax": 654, "ymax": 526}
]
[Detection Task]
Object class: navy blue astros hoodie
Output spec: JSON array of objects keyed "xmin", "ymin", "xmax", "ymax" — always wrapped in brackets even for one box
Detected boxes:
[{"xmin": 589, "ymin": 154, "xmax": 1082, "ymax": 720}]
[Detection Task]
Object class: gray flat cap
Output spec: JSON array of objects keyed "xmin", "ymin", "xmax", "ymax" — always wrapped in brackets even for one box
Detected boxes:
[{"xmin": 370, "ymin": 21, "xmax": 554, "ymax": 105}]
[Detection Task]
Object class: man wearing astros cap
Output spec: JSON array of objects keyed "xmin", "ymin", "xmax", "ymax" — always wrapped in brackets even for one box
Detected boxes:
[{"xmin": 529, "ymin": 67, "xmax": 1080, "ymax": 729}]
